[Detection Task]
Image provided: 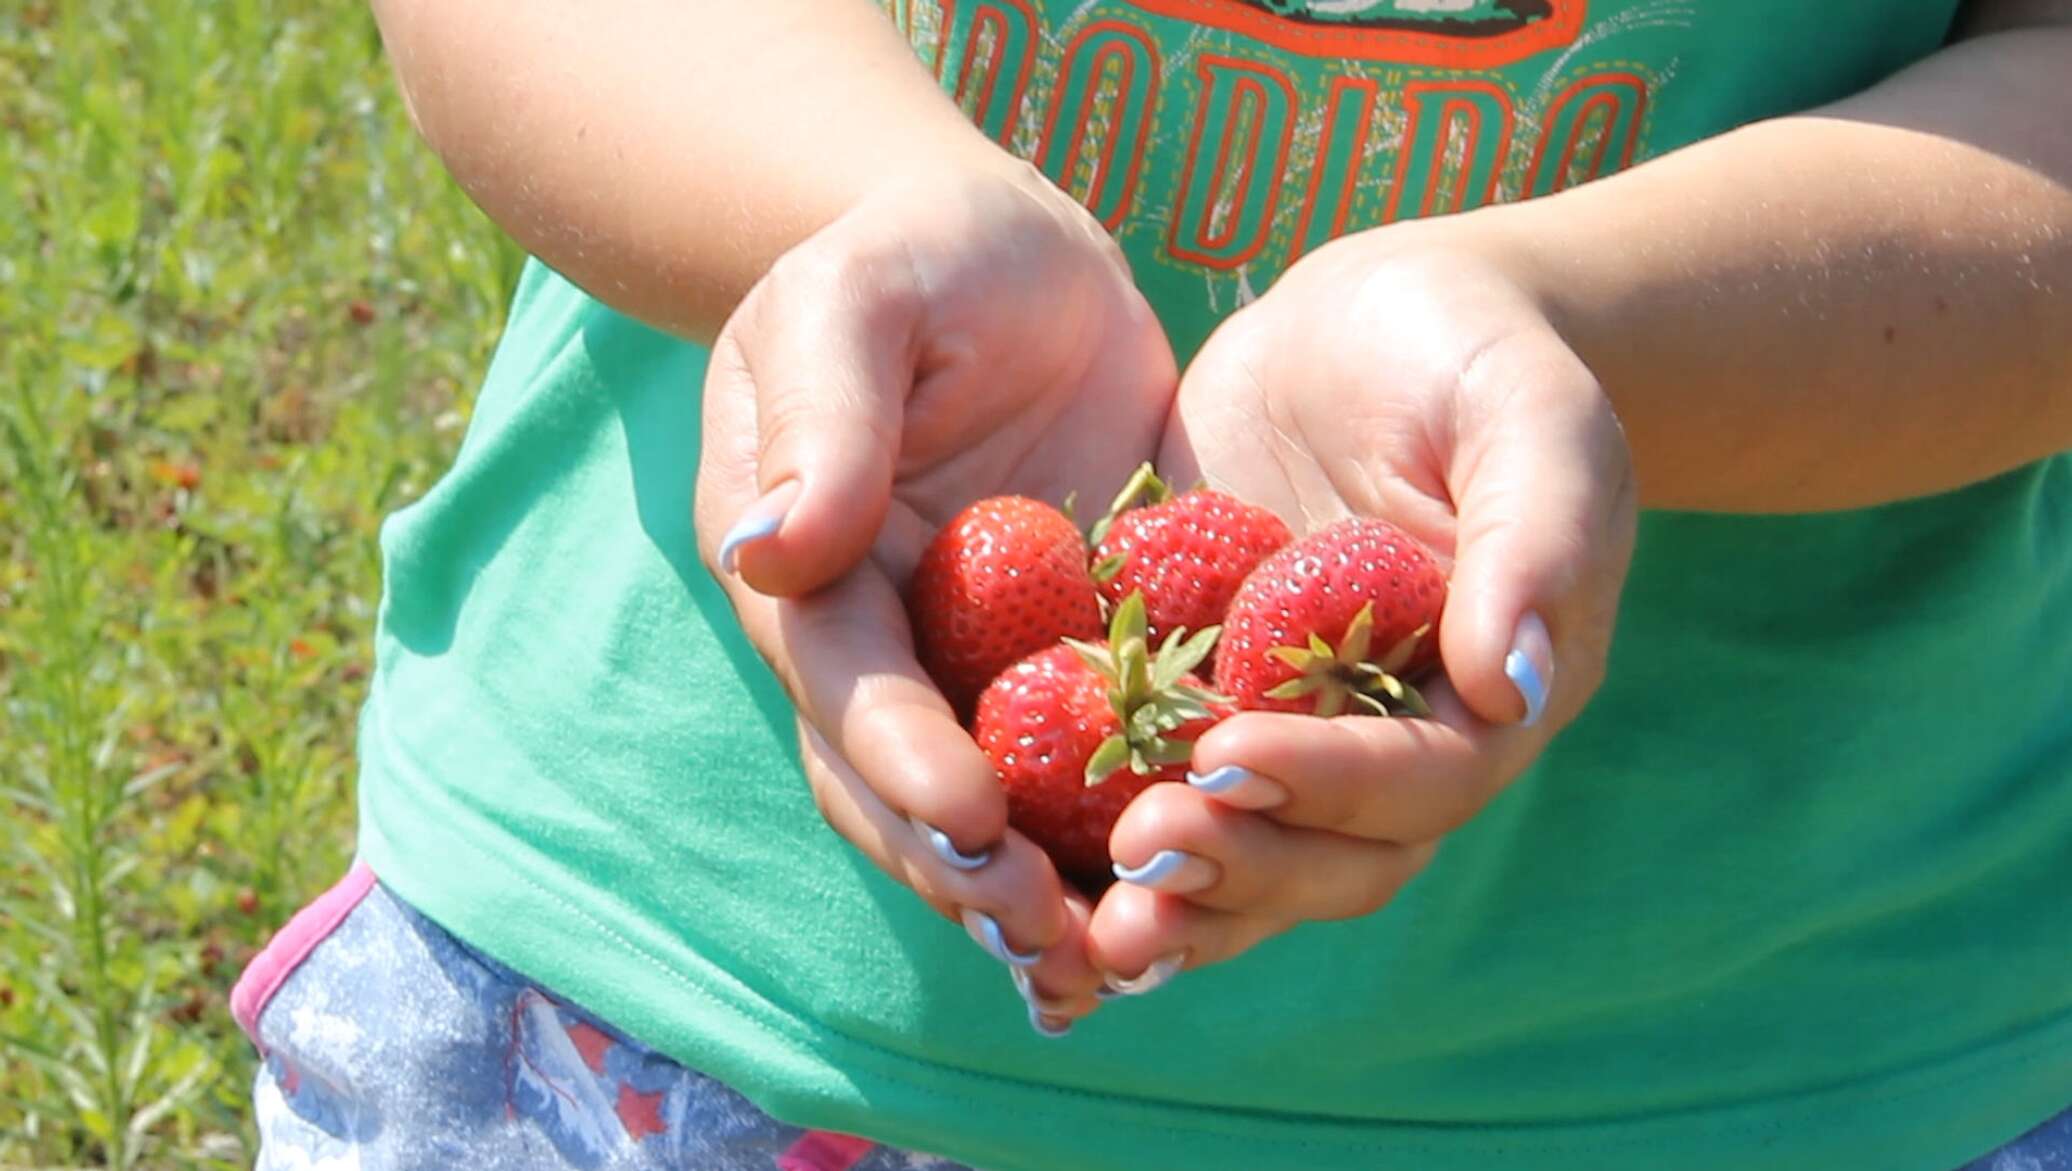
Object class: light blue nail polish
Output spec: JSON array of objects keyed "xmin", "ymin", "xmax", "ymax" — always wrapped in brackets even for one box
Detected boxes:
[
  {"xmin": 1505, "ymin": 648, "xmax": 1548, "ymax": 728},
  {"xmin": 1011, "ymin": 966, "xmax": 1073, "ymax": 1016},
  {"xmin": 912, "ymin": 816, "xmax": 991, "ymax": 871},
  {"xmin": 1186, "ymin": 764, "xmax": 1255, "ymax": 795},
  {"xmin": 1103, "ymin": 953, "xmax": 1184, "ymax": 996},
  {"xmin": 1095, "ymin": 985, "xmax": 1122, "ymax": 1001},
  {"xmin": 1112, "ymin": 849, "xmax": 1196, "ymax": 889},
  {"xmin": 1028, "ymin": 1004, "xmax": 1071, "ymax": 1038},
  {"xmin": 717, "ymin": 513, "xmax": 781, "ymax": 576},
  {"xmin": 1186, "ymin": 764, "xmax": 1288, "ymax": 810},
  {"xmin": 961, "ymin": 908, "xmax": 1041, "ymax": 967}
]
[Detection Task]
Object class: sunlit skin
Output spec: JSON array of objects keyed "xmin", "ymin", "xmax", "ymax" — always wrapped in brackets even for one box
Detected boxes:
[{"xmin": 374, "ymin": 0, "xmax": 2072, "ymax": 1026}]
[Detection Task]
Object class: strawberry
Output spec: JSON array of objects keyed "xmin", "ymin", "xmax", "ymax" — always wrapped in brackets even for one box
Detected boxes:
[
  {"xmin": 1089, "ymin": 463, "xmax": 1291, "ymax": 657},
  {"xmin": 1214, "ymin": 517, "xmax": 1448, "ymax": 717},
  {"xmin": 909, "ymin": 495, "xmax": 1105, "ymax": 715},
  {"xmin": 974, "ymin": 594, "xmax": 1229, "ymax": 885}
]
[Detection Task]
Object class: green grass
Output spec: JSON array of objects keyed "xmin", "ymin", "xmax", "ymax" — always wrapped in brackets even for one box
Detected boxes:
[{"xmin": 0, "ymin": 0, "xmax": 519, "ymax": 1164}]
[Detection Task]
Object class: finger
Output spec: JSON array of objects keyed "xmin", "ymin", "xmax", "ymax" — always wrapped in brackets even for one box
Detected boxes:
[
  {"xmin": 1187, "ymin": 688, "xmax": 1533, "ymax": 843},
  {"xmin": 1084, "ymin": 883, "xmax": 1279, "ymax": 990},
  {"xmin": 711, "ymin": 228, "xmax": 923, "ymax": 598},
  {"xmin": 699, "ymin": 372, "xmax": 1011, "ymax": 865},
  {"xmin": 771, "ymin": 569, "xmax": 1011, "ymax": 861},
  {"xmin": 799, "ymin": 721, "xmax": 1072, "ymax": 963},
  {"xmin": 1442, "ymin": 338, "xmax": 1635, "ymax": 728},
  {"xmin": 1010, "ymin": 895, "xmax": 1107, "ymax": 1034},
  {"xmin": 1108, "ymin": 782, "xmax": 1433, "ymax": 919}
]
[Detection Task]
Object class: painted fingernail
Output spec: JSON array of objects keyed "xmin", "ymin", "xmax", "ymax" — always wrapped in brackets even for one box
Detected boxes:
[
  {"xmin": 1111, "ymin": 849, "xmax": 1217, "ymax": 895},
  {"xmin": 718, "ymin": 480, "xmax": 802, "ymax": 575},
  {"xmin": 1028, "ymin": 1005, "xmax": 1073, "ymax": 1038},
  {"xmin": 1186, "ymin": 765, "xmax": 1287, "ymax": 811},
  {"xmin": 911, "ymin": 816, "xmax": 991, "ymax": 871},
  {"xmin": 1101, "ymin": 953, "xmax": 1184, "ymax": 997},
  {"xmin": 1011, "ymin": 966, "xmax": 1075, "ymax": 1016},
  {"xmin": 961, "ymin": 908, "xmax": 1041, "ymax": 968},
  {"xmin": 1504, "ymin": 611, "xmax": 1554, "ymax": 728}
]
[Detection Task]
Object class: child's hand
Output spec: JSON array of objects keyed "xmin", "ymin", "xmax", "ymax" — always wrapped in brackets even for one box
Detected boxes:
[
  {"xmin": 694, "ymin": 161, "xmax": 1178, "ymax": 1030},
  {"xmin": 1085, "ymin": 225, "xmax": 1638, "ymax": 990}
]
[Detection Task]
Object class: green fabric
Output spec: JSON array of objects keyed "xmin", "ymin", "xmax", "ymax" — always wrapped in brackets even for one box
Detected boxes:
[{"xmin": 357, "ymin": 2, "xmax": 2072, "ymax": 1167}]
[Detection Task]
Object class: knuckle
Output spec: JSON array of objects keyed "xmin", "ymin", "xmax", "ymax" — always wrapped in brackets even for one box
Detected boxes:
[
  {"xmin": 1373, "ymin": 797, "xmax": 1450, "ymax": 848},
  {"xmin": 893, "ymin": 856, "xmax": 955, "ymax": 908},
  {"xmin": 768, "ymin": 225, "xmax": 920, "ymax": 320},
  {"xmin": 1340, "ymin": 877, "xmax": 1399, "ymax": 920},
  {"xmin": 761, "ymin": 239, "xmax": 849, "ymax": 306},
  {"xmin": 1097, "ymin": 879, "xmax": 1163, "ymax": 938},
  {"xmin": 1450, "ymin": 764, "xmax": 1515, "ymax": 830},
  {"xmin": 1198, "ymin": 915, "xmax": 1277, "ymax": 968},
  {"xmin": 1313, "ymin": 783, "xmax": 1369, "ymax": 836},
  {"xmin": 1128, "ymin": 781, "xmax": 1201, "ymax": 840},
  {"xmin": 802, "ymin": 763, "xmax": 841, "ymax": 827},
  {"xmin": 1295, "ymin": 754, "xmax": 1369, "ymax": 833},
  {"xmin": 1287, "ymin": 838, "xmax": 1407, "ymax": 922},
  {"xmin": 753, "ymin": 385, "xmax": 831, "ymax": 459},
  {"xmin": 911, "ymin": 863, "xmax": 980, "ymax": 911},
  {"xmin": 1324, "ymin": 854, "xmax": 1417, "ymax": 921}
]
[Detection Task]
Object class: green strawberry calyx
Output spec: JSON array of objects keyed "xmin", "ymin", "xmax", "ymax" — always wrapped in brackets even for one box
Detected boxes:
[
  {"xmin": 1061, "ymin": 591, "xmax": 1226, "ymax": 786},
  {"xmin": 1086, "ymin": 461, "xmax": 1175, "ymax": 566},
  {"xmin": 1263, "ymin": 602, "xmax": 1432, "ymax": 719}
]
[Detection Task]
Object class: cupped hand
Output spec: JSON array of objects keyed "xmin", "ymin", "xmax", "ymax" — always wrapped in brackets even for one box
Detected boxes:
[
  {"xmin": 1087, "ymin": 220, "xmax": 1639, "ymax": 992},
  {"xmin": 693, "ymin": 159, "xmax": 1178, "ymax": 1032}
]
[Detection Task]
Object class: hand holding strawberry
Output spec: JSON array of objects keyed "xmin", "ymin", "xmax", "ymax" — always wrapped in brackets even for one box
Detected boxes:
[
  {"xmin": 975, "ymin": 592, "xmax": 1229, "ymax": 888},
  {"xmin": 1087, "ymin": 222, "xmax": 1639, "ymax": 992},
  {"xmin": 694, "ymin": 161, "xmax": 1179, "ymax": 1032}
]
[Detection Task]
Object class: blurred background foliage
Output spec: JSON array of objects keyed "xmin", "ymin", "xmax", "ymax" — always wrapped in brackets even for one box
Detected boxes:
[{"xmin": 1, "ymin": 0, "xmax": 518, "ymax": 1163}]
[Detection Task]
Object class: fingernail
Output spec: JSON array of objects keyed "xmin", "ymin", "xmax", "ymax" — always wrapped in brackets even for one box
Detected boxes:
[
  {"xmin": 1010, "ymin": 966, "xmax": 1075, "ymax": 1016},
  {"xmin": 1186, "ymin": 765, "xmax": 1287, "ymax": 811},
  {"xmin": 1111, "ymin": 850, "xmax": 1217, "ymax": 895},
  {"xmin": 911, "ymin": 816, "xmax": 991, "ymax": 871},
  {"xmin": 1504, "ymin": 611, "xmax": 1553, "ymax": 728},
  {"xmin": 1101, "ymin": 953, "xmax": 1184, "ymax": 997},
  {"xmin": 718, "ymin": 480, "xmax": 801, "ymax": 575},
  {"xmin": 961, "ymin": 908, "xmax": 1040, "ymax": 968},
  {"xmin": 1028, "ymin": 1005, "xmax": 1072, "ymax": 1038}
]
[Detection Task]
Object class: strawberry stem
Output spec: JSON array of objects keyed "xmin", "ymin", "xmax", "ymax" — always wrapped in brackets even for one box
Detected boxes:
[
  {"xmin": 1087, "ymin": 462, "xmax": 1172, "ymax": 549},
  {"xmin": 1262, "ymin": 603, "xmax": 1429, "ymax": 718},
  {"xmin": 1069, "ymin": 590, "xmax": 1227, "ymax": 785}
]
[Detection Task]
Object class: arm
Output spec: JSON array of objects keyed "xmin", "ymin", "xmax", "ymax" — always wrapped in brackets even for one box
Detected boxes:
[
  {"xmin": 368, "ymin": 0, "xmax": 1012, "ymax": 341},
  {"xmin": 378, "ymin": 1, "xmax": 1179, "ymax": 1027},
  {"xmin": 1473, "ymin": 2, "xmax": 2072, "ymax": 512},
  {"xmin": 1089, "ymin": 3, "xmax": 2071, "ymax": 978}
]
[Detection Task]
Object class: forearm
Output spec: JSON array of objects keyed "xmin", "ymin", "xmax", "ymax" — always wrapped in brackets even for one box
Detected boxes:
[
  {"xmin": 369, "ymin": 0, "xmax": 1010, "ymax": 341},
  {"xmin": 1483, "ymin": 26, "xmax": 2072, "ymax": 512}
]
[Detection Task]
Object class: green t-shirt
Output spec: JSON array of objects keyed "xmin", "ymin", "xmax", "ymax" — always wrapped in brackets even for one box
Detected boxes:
[{"xmin": 357, "ymin": 2, "xmax": 2072, "ymax": 1168}]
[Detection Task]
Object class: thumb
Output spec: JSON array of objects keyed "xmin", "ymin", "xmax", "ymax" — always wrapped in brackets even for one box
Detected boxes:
[
  {"xmin": 1438, "ymin": 375, "xmax": 1632, "ymax": 730},
  {"xmin": 713, "ymin": 241, "xmax": 920, "ymax": 598}
]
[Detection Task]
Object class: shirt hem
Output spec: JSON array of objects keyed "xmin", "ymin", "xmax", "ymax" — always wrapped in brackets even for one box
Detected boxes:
[{"xmin": 356, "ymin": 794, "xmax": 2072, "ymax": 1171}]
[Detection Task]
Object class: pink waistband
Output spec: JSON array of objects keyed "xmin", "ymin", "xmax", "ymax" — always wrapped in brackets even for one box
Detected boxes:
[{"xmin": 229, "ymin": 861, "xmax": 378, "ymax": 1049}]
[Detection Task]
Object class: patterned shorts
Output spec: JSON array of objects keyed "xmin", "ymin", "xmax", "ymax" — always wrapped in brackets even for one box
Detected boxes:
[
  {"xmin": 236, "ymin": 864, "xmax": 2071, "ymax": 1171},
  {"xmin": 234, "ymin": 864, "xmax": 974, "ymax": 1171}
]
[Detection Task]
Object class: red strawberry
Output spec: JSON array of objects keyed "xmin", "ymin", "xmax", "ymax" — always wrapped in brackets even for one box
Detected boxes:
[
  {"xmin": 1215, "ymin": 517, "xmax": 1448, "ymax": 717},
  {"xmin": 975, "ymin": 594, "xmax": 1229, "ymax": 885},
  {"xmin": 909, "ymin": 496, "xmax": 1105, "ymax": 715},
  {"xmin": 1089, "ymin": 463, "xmax": 1291, "ymax": 656}
]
